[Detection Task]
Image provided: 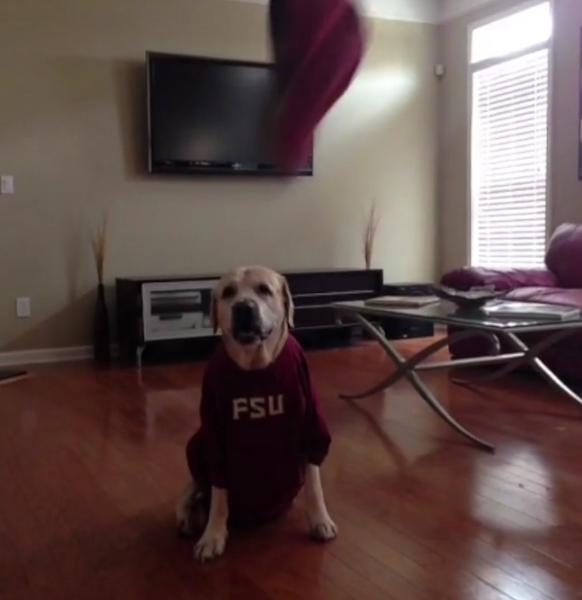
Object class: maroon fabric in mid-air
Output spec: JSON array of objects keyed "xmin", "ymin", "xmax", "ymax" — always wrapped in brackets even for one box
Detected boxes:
[{"xmin": 269, "ymin": 0, "xmax": 365, "ymax": 172}]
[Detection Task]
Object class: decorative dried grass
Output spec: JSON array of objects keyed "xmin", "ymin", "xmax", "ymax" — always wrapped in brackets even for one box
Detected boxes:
[
  {"xmin": 363, "ymin": 202, "xmax": 381, "ymax": 270},
  {"xmin": 91, "ymin": 212, "xmax": 109, "ymax": 285}
]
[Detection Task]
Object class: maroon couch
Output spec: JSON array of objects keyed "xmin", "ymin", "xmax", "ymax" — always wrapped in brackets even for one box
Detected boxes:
[{"xmin": 441, "ymin": 223, "xmax": 582, "ymax": 382}]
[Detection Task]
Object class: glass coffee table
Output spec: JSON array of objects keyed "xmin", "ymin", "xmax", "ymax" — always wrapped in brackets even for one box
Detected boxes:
[{"xmin": 333, "ymin": 300, "xmax": 582, "ymax": 452}]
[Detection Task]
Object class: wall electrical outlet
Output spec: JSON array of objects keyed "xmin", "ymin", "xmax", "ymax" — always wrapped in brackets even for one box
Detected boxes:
[
  {"xmin": 1, "ymin": 175, "xmax": 15, "ymax": 195},
  {"xmin": 16, "ymin": 297, "xmax": 31, "ymax": 318}
]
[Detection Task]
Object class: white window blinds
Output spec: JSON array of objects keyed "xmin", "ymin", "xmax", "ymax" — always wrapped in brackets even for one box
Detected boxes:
[{"xmin": 470, "ymin": 4, "xmax": 551, "ymax": 269}]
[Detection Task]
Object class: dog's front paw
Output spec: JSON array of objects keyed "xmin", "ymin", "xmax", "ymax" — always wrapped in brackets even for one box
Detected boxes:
[
  {"xmin": 309, "ymin": 516, "xmax": 338, "ymax": 542},
  {"xmin": 194, "ymin": 528, "xmax": 228, "ymax": 563}
]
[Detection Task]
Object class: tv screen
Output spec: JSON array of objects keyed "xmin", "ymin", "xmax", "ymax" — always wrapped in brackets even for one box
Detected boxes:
[{"xmin": 147, "ymin": 52, "xmax": 313, "ymax": 176}]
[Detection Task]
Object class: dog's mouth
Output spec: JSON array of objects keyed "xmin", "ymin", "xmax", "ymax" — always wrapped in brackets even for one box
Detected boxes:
[
  {"xmin": 231, "ymin": 300, "xmax": 275, "ymax": 346},
  {"xmin": 232, "ymin": 327, "xmax": 274, "ymax": 346}
]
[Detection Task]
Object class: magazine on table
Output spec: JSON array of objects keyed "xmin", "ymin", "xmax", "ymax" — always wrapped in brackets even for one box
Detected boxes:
[
  {"xmin": 482, "ymin": 301, "xmax": 581, "ymax": 321},
  {"xmin": 365, "ymin": 295, "xmax": 440, "ymax": 308}
]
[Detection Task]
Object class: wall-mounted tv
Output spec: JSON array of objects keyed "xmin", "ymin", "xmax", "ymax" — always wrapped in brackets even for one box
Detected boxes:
[{"xmin": 146, "ymin": 52, "xmax": 314, "ymax": 176}]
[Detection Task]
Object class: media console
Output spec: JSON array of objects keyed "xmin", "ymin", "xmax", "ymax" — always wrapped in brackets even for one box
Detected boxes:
[{"xmin": 116, "ymin": 269, "xmax": 383, "ymax": 366}]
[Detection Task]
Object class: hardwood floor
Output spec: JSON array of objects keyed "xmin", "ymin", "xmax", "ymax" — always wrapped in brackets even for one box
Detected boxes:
[{"xmin": 2, "ymin": 338, "xmax": 582, "ymax": 599}]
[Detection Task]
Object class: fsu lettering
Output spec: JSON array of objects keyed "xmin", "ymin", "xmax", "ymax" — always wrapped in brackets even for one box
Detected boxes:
[{"xmin": 232, "ymin": 395, "xmax": 285, "ymax": 420}]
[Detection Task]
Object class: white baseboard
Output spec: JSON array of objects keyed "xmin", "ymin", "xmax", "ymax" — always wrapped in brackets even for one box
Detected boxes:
[{"xmin": 0, "ymin": 346, "xmax": 93, "ymax": 367}]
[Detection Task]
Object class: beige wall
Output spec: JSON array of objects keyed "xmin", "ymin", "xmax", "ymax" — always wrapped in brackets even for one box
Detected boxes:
[
  {"xmin": 438, "ymin": 0, "xmax": 582, "ymax": 273},
  {"xmin": 0, "ymin": 0, "xmax": 438, "ymax": 352},
  {"xmin": 551, "ymin": 0, "xmax": 582, "ymax": 227}
]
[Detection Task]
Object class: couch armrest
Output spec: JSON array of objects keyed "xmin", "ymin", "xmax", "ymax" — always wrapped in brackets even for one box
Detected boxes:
[{"xmin": 440, "ymin": 267, "xmax": 559, "ymax": 292}]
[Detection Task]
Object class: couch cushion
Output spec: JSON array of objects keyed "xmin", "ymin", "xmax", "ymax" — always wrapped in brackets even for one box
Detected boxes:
[
  {"xmin": 505, "ymin": 286, "xmax": 582, "ymax": 309},
  {"xmin": 441, "ymin": 267, "xmax": 558, "ymax": 291},
  {"xmin": 545, "ymin": 223, "xmax": 582, "ymax": 287}
]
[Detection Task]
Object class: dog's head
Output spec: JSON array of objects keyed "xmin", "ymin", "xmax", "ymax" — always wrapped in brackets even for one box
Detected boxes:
[{"xmin": 212, "ymin": 266, "xmax": 294, "ymax": 347}]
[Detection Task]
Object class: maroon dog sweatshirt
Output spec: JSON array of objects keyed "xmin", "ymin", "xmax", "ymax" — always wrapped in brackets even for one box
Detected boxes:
[{"xmin": 186, "ymin": 335, "xmax": 331, "ymax": 525}]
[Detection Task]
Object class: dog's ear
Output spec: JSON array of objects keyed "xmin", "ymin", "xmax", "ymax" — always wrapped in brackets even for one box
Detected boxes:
[
  {"xmin": 280, "ymin": 275, "xmax": 294, "ymax": 328},
  {"xmin": 210, "ymin": 287, "xmax": 219, "ymax": 334}
]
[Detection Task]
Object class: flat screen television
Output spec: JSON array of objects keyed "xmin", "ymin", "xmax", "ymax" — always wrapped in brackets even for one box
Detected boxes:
[{"xmin": 146, "ymin": 52, "xmax": 314, "ymax": 176}]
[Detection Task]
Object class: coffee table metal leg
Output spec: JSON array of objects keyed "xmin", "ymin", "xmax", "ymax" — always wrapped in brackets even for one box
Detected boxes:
[
  {"xmin": 343, "ymin": 313, "xmax": 495, "ymax": 452},
  {"xmin": 406, "ymin": 369, "xmax": 495, "ymax": 452},
  {"xmin": 530, "ymin": 357, "xmax": 582, "ymax": 408},
  {"xmin": 505, "ymin": 332, "xmax": 582, "ymax": 409},
  {"xmin": 454, "ymin": 329, "xmax": 582, "ymax": 408},
  {"xmin": 341, "ymin": 329, "xmax": 501, "ymax": 401}
]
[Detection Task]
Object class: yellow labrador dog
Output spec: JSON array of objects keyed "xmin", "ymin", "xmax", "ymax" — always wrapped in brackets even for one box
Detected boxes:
[{"xmin": 177, "ymin": 266, "xmax": 337, "ymax": 562}]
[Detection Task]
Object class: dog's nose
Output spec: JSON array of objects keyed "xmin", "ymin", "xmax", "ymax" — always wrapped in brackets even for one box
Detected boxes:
[{"xmin": 232, "ymin": 299, "xmax": 259, "ymax": 331}]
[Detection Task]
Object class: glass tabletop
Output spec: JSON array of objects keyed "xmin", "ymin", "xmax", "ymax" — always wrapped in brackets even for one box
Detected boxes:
[{"xmin": 332, "ymin": 300, "xmax": 582, "ymax": 333}]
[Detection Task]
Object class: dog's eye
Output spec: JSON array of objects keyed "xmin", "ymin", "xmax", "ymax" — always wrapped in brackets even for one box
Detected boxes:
[
  {"xmin": 222, "ymin": 285, "xmax": 237, "ymax": 299},
  {"xmin": 256, "ymin": 283, "xmax": 273, "ymax": 296}
]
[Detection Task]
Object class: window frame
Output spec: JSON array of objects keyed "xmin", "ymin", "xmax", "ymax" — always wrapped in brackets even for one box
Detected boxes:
[{"xmin": 466, "ymin": 0, "xmax": 554, "ymax": 268}]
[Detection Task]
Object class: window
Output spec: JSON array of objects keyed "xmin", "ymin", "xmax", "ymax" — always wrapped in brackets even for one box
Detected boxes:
[{"xmin": 470, "ymin": 2, "xmax": 552, "ymax": 268}]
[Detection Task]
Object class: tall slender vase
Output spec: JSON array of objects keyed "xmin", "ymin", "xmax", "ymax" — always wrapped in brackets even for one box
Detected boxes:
[{"xmin": 93, "ymin": 283, "xmax": 111, "ymax": 364}]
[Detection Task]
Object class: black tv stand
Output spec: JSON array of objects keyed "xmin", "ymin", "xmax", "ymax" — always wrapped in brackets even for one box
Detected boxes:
[{"xmin": 116, "ymin": 269, "xmax": 383, "ymax": 365}]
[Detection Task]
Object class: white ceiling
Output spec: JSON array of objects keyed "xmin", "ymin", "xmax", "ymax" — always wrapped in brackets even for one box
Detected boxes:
[
  {"xmin": 231, "ymin": 0, "xmax": 498, "ymax": 23},
  {"xmin": 361, "ymin": 0, "xmax": 439, "ymax": 23},
  {"xmin": 362, "ymin": 0, "xmax": 499, "ymax": 22},
  {"xmin": 439, "ymin": 0, "xmax": 500, "ymax": 22}
]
